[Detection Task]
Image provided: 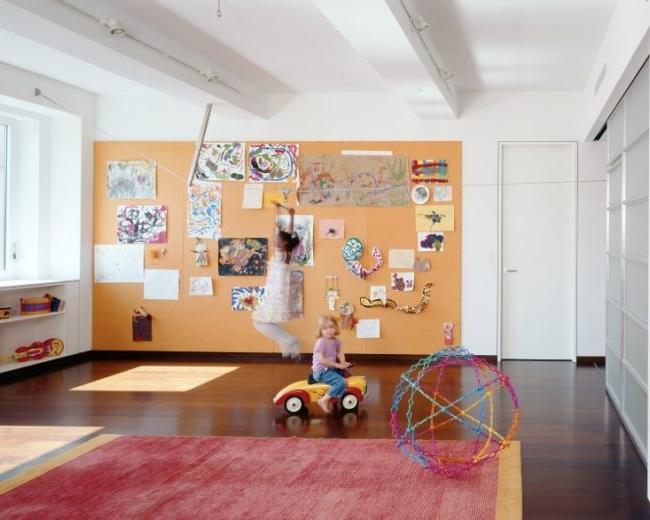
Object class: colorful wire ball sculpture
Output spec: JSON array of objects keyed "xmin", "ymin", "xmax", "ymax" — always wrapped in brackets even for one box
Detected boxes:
[{"xmin": 391, "ymin": 346, "xmax": 520, "ymax": 478}]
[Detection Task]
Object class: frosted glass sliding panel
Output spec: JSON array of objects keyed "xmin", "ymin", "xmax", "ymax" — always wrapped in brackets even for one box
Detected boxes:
[
  {"xmin": 624, "ymin": 260, "xmax": 648, "ymax": 320},
  {"xmin": 608, "ymin": 208, "xmax": 622, "ymax": 255},
  {"xmin": 608, "ymin": 103, "xmax": 625, "ymax": 161},
  {"xmin": 608, "ymin": 256, "xmax": 623, "ymax": 303},
  {"xmin": 607, "ymin": 163, "xmax": 623, "ymax": 206},
  {"xmin": 624, "ymin": 201, "xmax": 648, "ymax": 259},
  {"xmin": 625, "ymin": 138, "xmax": 649, "ymax": 200},
  {"xmin": 624, "ymin": 314, "xmax": 648, "ymax": 384},
  {"xmin": 623, "ymin": 371, "xmax": 648, "ymax": 456},
  {"xmin": 624, "ymin": 63, "xmax": 649, "ymax": 145},
  {"xmin": 606, "ymin": 301, "xmax": 622, "ymax": 352},
  {"xmin": 607, "ymin": 345, "xmax": 623, "ymax": 402}
]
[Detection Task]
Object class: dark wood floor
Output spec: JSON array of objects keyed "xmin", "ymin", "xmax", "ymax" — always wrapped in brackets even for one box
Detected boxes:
[{"xmin": 1, "ymin": 358, "xmax": 649, "ymax": 518}]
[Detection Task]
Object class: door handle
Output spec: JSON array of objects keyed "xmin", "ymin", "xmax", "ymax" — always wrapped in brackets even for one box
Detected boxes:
[{"xmin": 504, "ymin": 268, "xmax": 518, "ymax": 273}]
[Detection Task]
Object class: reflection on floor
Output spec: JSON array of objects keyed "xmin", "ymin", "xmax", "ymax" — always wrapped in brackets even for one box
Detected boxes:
[
  {"xmin": 70, "ymin": 365, "xmax": 239, "ymax": 392},
  {"xmin": 0, "ymin": 425, "xmax": 103, "ymax": 473}
]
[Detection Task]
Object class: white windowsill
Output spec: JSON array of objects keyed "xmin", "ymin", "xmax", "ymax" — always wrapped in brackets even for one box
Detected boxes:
[{"xmin": 0, "ymin": 279, "xmax": 79, "ymax": 291}]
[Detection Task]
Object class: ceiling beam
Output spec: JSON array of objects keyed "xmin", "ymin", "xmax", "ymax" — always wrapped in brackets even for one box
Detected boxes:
[
  {"xmin": 313, "ymin": 0, "xmax": 457, "ymax": 118},
  {"xmin": 0, "ymin": 0, "xmax": 268, "ymax": 117}
]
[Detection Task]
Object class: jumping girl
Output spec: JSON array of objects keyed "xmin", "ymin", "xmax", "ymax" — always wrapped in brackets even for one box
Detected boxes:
[{"xmin": 252, "ymin": 203, "xmax": 302, "ymax": 359}]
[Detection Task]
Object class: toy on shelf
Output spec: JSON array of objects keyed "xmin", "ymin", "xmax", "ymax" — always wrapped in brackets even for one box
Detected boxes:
[
  {"xmin": 0, "ymin": 306, "xmax": 11, "ymax": 319},
  {"xmin": 0, "ymin": 338, "xmax": 64, "ymax": 363},
  {"xmin": 391, "ymin": 346, "xmax": 520, "ymax": 478},
  {"xmin": 273, "ymin": 367, "xmax": 367, "ymax": 414},
  {"xmin": 20, "ymin": 295, "xmax": 51, "ymax": 316}
]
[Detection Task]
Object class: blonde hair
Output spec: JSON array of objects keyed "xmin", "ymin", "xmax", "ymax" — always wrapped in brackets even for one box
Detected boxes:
[{"xmin": 315, "ymin": 314, "xmax": 340, "ymax": 338}]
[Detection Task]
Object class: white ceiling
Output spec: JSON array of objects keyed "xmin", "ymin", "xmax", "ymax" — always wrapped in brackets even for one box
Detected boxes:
[
  {"xmin": 0, "ymin": 0, "xmax": 620, "ymax": 117},
  {"xmin": 413, "ymin": 0, "xmax": 618, "ymax": 90}
]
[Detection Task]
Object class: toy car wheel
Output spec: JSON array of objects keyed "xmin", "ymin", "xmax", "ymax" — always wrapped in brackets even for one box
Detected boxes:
[
  {"xmin": 284, "ymin": 396, "xmax": 304, "ymax": 414},
  {"xmin": 341, "ymin": 393, "xmax": 359, "ymax": 411}
]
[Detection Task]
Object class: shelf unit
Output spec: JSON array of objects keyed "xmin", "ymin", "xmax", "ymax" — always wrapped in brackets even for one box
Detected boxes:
[{"xmin": 0, "ymin": 280, "xmax": 80, "ymax": 375}]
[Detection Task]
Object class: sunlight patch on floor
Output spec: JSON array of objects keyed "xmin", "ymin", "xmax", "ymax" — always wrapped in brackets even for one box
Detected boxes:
[
  {"xmin": 0, "ymin": 425, "xmax": 103, "ymax": 474},
  {"xmin": 70, "ymin": 365, "xmax": 240, "ymax": 392}
]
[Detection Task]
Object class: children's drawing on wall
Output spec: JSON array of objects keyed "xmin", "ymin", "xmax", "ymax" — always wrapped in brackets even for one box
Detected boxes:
[
  {"xmin": 289, "ymin": 270, "xmax": 304, "ymax": 318},
  {"xmin": 94, "ymin": 244, "xmax": 144, "ymax": 283},
  {"xmin": 194, "ymin": 142, "xmax": 244, "ymax": 181},
  {"xmin": 252, "ymin": 204, "xmax": 303, "ymax": 359},
  {"xmin": 418, "ymin": 232, "xmax": 445, "ymax": 252},
  {"xmin": 231, "ymin": 286, "xmax": 265, "ymax": 311},
  {"xmin": 188, "ymin": 183, "xmax": 222, "ymax": 240},
  {"xmin": 433, "ymin": 186, "xmax": 452, "ymax": 202},
  {"xmin": 192, "ymin": 238, "xmax": 209, "ymax": 266},
  {"xmin": 391, "ymin": 272, "xmax": 415, "ymax": 291},
  {"xmin": 218, "ymin": 238, "xmax": 268, "ymax": 276},
  {"xmin": 415, "ymin": 205, "xmax": 455, "ymax": 232},
  {"xmin": 189, "ymin": 276, "xmax": 213, "ymax": 296},
  {"xmin": 248, "ymin": 143, "xmax": 299, "ymax": 182},
  {"xmin": 370, "ymin": 285, "xmax": 387, "ymax": 304},
  {"xmin": 413, "ymin": 257, "xmax": 431, "ymax": 273},
  {"xmin": 411, "ymin": 159, "xmax": 448, "ymax": 183},
  {"xmin": 117, "ymin": 205, "xmax": 167, "ymax": 244},
  {"xmin": 410, "ymin": 185, "xmax": 429, "ymax": 205},
  {"xmin": 276, "ymin": 214, "xmax": 314, "ymax": 266},
  {"xmin": 298, "ymin": 154, "xmax": 409, "ymax": 206},
  {"xmin": 107, "ymin": 160, "xmax": 156, "ymax": 199},
  {"xmin": 318, "ymin": 219, "xmax": 345, "ymax": 239}
]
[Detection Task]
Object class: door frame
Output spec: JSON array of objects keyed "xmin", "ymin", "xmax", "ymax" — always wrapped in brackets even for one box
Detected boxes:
[{"xmin": 497, "ymin": 141, "xmax": 578, "ymax": 362}]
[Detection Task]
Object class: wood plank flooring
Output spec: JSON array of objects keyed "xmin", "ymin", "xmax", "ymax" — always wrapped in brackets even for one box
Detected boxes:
[{"xmin": 0, "ymin": 358, "xmax": 648, "ymax": 518}]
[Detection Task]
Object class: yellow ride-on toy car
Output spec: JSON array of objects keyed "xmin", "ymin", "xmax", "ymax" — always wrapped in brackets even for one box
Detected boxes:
[{"xmin": 273, "ymin": 369, "xmax": 367, "ymax": 414}]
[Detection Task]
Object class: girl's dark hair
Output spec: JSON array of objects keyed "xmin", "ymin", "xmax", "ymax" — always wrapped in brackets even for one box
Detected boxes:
[{"xmin": 278, "ymin": 231, "xmax": 300, "ymax": 252}]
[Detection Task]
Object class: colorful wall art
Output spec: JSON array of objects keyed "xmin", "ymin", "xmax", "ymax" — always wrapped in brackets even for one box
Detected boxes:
[
  {"xmin": 248, "ymin": 144, "xmax": 299, "ymax": 182},
  {"xmin": 117, "ymin": 205, "xmax": 167, "ymax": 244},
  {"xmin": 391, "ymin": 272, "xmax": 415, "ymax": 291},
  {"xmin": 411, "ymin": 159, "xmax": 448, "ymax": 183},
  {"xmin": 218, "ymin": 238, "xmax": 268, "ymax": 276},
  {"xmin": 318, "ymin": 219, "xmax": 345, "ymax": 239},
  {"xmin": 433, "ymin": 186, "xmax": 452, "ymax": 202},
  {"xmin": 290, "ymin": 270, "xmax": 304, "ymax": 318},
  {"xmin": 188, "ymin": 183, "xmax": 222, "ymax": 240},
  {"xmin": 298, "ymin": 154, "xmax": 409, "ymax": 206},
  {"xmin": 418, "ymin": 232, "xmax": 445, "ymax": 252},
  {"xmin": 276, "ymin": 214, "xmax": 314, "ymax": 266},
  {"xmin": 189, "ymin": 277, "xmax": 213, "ymax": 296},
  {"xmin": 415, "ymin": 205, "xmax": 455, "ymax": 232},
  {"xmin": 194, "ymin": 142, "xmax": 244, "ymax": 181},
  {"xmin": 107, "ymin": 160, "xmax": 156, "ymax": 199},
  {"xmin": 231, "ymin": 286, "xmax": 266, "ymax": 311}
]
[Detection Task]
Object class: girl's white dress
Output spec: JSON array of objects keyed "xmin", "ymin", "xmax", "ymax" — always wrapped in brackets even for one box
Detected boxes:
[{"xmin": 252, "ymin": 250, "xmax": 292, "ymax": 323}]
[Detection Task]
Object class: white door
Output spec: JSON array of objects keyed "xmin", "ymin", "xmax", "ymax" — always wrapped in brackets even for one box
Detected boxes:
[{"xmin": 500, "ymin": 142, "xmax": 577, "ymax": 360}]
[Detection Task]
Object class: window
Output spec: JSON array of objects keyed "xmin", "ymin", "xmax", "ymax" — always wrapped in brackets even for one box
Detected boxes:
[{"xmin": 0, "ymin": 123, "xmax": 7, "ymax": 271}]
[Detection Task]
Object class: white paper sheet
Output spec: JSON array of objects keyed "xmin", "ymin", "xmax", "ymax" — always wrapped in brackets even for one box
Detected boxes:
[
  {"xmin": 370, "ymin": 285, "xmax": 387, "ymax": 303},
  {"xmin": 144, "ymin": 269, "xmax": 179, "ymax": 300},
  {"xmin": 388, "ymin": 249, "xmax": 415, "ymax": 269},
  {"xmin": 189, "ymin": 276, "xmax": 213, "ymax": 296},
  {"xmin": 356, "ymin": 319, "xmax": 380, "ymax": 339},
  {"xmin": 94, "ymin": 244, "xmax": 144, "ymax": 283},
  {"xmin": 242, "ymin": 183, "xmax": 264, "ymax": 209}
]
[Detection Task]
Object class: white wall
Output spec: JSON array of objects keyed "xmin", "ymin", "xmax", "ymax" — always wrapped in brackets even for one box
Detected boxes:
[
  {"xmin": 0, "ymin": 61, "xmax": 95, "ymax": 352},
  {"xmin": 582, "ymin": 0, "xmax": 649, "ymax": 140},
  {"xmin": 97, "ymin": 89, "xmax": 604, "ymax": 356}
]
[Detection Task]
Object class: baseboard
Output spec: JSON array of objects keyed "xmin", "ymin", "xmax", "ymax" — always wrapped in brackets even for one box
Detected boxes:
[
  {"xmin": 1, "ymin": 350, "xmax": 502, "ymax": 382},
  {"xmin": 0, "ymin": 351, "xmax": 93, "ymax": 384},
  {"xmin": 577, "ymin": 356, "xmax": 605, "ymax": 367}
]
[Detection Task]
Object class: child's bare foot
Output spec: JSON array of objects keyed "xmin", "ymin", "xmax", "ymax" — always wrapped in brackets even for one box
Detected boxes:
[{"xmin": 317, "ymin": 396, "xmax": 331, "ymax": 414}]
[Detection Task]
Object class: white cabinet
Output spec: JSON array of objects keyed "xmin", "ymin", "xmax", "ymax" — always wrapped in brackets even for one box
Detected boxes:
[{"xmin": 0, "ymin": 280, "xmax": 79, "ymax": 375}]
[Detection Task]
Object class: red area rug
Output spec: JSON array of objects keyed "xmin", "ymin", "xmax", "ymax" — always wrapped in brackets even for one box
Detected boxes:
[{"xmin": 0, "ymin": 436, "xmax": 520, "ymax": 519}]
